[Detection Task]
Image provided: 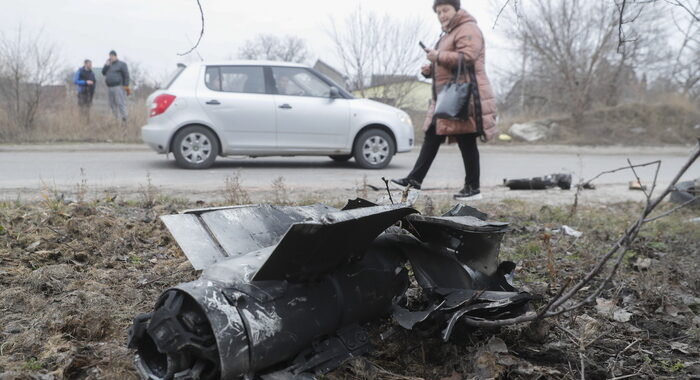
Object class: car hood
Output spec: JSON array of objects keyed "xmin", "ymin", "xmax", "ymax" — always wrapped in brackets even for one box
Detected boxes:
[{"xmin": 350, "ymin": 98, "xmax": 403, "ymax": 114}]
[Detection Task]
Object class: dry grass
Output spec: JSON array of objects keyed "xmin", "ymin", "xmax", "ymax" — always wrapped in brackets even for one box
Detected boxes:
[
  {"xmin": 223, "ymin": 172, "xmax": 252, "ymax": 205},
  {"xmin": 494, "ymin": 98, "xmax": 700, "ymax": 146},
  {"xmin": 0, "ymin": 99, "xmax": 148, "ymax": 143}
]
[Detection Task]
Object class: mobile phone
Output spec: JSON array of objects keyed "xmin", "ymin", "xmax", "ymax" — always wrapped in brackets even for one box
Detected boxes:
[{"xmin": 419, "ymin": 41, "xmax": 429, "ymax": 52}]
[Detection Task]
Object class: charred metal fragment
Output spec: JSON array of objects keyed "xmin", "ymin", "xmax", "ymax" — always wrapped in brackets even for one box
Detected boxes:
[
  {"xmin": 504, "ymin": 173, "xmax": 572, "ymax": 190},
  {"xmin": 129, "ymin": 200, "xmax": 532, "ymax": 380},
  {"xmin": 670, "ymin": 179, "xmax": 699, "ymax": 206}
]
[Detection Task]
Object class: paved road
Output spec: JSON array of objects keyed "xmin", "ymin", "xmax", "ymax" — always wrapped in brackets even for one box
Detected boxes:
[{"xmin": 0, "ymin": 144, "xmax": 697, "ymax": 199}]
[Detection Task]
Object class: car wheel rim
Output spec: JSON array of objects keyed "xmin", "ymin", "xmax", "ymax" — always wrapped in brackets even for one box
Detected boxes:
[
  {"xmin": 361, "ymin": 135, "xmax": 389, "ymax": 165},
  {"xmin": 180, "ymin": 133, "xmax": 212, "ymax": 164}
]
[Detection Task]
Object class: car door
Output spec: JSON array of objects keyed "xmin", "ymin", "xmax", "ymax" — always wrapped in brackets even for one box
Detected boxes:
[
  {"xmin": 270, "ymin": 66, "xmax": 350, "ymax": 151},
  {"xmin": 197, "ymin": 65, "xmax": 276, "ymax": 151}
]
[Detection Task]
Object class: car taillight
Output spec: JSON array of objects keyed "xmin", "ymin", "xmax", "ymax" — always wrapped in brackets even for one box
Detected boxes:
[{"xmin": 150, "ymin": 94, "xmax": 176, "ymax": 117}]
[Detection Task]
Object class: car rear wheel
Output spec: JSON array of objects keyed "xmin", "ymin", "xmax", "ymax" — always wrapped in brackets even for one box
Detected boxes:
[
  {"xmin": 353, "ymin": 129, "xmax": 395, "ymax": 169},
  {"xmin": 172, "ymin": 126, "xmax": 219, "ymax": 169},
  {"xmin": 329, "ymin": 154, "xmax": 352, "ymax": 162}
]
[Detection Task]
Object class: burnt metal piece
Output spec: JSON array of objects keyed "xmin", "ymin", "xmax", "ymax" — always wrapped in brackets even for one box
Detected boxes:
[
  {"xmin": 670, "ymin": 180, "xmax": 699, "ymax": 206},
  {"xmin": 504, "ymin": 173, "xmax": 572, "ymax": 190},
  {"xmin": 442, "ymin": 204, "xmax": 488, "ymax": 220},
  {"xmin": 129, "ymin": 199, "xmax": 531, "ymax": 380}
]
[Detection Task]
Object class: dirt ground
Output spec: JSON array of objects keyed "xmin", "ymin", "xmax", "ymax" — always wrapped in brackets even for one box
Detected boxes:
[{"xmin": 0, "ymin": 190, "xmax": 698, "ymax": 380}]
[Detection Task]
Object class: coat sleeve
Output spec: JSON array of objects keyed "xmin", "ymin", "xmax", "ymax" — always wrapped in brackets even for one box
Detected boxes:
[
  {"xmin": 421, "ymin": 64, "xmax": 433, "ymax": 79},
  {"xmin": 72, "ymin": 69, "xmax": 85, "ymax": 86},
  {"xmin": 438, "ymin": 23, "xmax": 483, "ymax": 68},
  {"xmin": 101, "ymin": 65, "xmax": 109, "ymax": 76},
  {"xmin": 121, "ymin": 63, "xmax": 130, "ymax": 87}
]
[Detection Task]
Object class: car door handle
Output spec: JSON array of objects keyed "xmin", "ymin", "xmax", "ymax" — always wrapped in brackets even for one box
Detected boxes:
[
  {"xmin": 278, "ymin": 103, "xmax": 292, "ymax": 109},
  {"xmin": 205, "ymin": 100, "xmax": 220, "ymax": 105}
]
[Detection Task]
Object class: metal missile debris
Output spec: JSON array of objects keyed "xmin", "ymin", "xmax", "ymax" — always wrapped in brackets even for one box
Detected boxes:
[
  {"xmin": 504, "ymin": 173, "xmax": 572, "ymax": 190},
  {"xmin": 670, "ymin": 179, "xmax": 699, "ymax": 206},
  {"xmin": 127, "ymin": 200, "xmax": 532, "ymax": 380}
]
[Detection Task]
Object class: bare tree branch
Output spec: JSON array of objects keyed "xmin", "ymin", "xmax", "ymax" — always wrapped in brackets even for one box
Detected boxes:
[
  {"xmin": 457, "ymin": 140, "xmax": 700, "ymax": 328},
  {"xmin": 581, "ymin": 160, "xmax": 661, "ymax": 188},
  {"xmin": 326, "ymin": 5, "xmax": 428, "ymax": 106},
  {"xmin": 238, "ymin": 34, "xmax": 310, "ymax": 63},
  {"xmin": 644, "ymin": 195, "xmax": 700, "ymax": 222},
  {"xmin": 178, "ymin": 0, "xmax": 204, "ymax": 56}
]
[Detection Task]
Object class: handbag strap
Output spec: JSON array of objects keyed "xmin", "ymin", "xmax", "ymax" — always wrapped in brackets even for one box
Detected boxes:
[
  {"xmin": 467, "ymin": 64, "xmax": 486, "ymax": 142},
  {"xmin": 452, "ymin": 53, "xmax": 465, "ymax": 82}
]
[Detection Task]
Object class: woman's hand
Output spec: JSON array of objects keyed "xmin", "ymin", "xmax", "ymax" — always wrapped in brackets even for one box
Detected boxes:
[{"xmin": 426, "ymin": 49, "xmax": 439, "ymax": 63}]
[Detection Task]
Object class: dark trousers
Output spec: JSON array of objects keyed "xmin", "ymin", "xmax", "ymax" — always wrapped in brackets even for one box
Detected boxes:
[
  {"xmin": 407, "ymin": 122, "xmax": 480, "ymax": 189},
  {"xmin": 77, "ymin": 90, "xmax": 94, "ymax": 122}
]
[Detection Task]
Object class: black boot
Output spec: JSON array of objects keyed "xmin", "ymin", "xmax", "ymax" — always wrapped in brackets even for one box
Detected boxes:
[
  {"xmin": 453, "ymin": 185, "xmax": 482, "ymax": 200},
  {"xmin": 390, "ymin": 177, "xmax": 422, "ymax": 190}
]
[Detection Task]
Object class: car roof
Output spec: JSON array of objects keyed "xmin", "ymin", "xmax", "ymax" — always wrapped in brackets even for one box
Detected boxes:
[{"xmin": 186, "ymin": 60, "xmax": 309, "ymax": 68}]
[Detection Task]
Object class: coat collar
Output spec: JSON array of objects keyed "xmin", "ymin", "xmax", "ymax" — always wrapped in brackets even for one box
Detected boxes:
[{"xmin": 443, "ymin": 9, "xmax": 476, "ymax": 33}]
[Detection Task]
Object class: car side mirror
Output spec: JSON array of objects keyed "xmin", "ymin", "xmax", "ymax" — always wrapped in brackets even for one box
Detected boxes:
[{"xmin": 329, "ymin": 87, "xmax": 340, "ymax": 99}]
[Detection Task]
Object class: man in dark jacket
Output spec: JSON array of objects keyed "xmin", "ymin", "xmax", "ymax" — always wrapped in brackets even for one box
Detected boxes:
[
  {"xmin": 73, "ymin": 59, "xmax": 96, "ymax": 120},
  {"xmin": 102, "ymin": 50, "xmax": 131, "ymax": 122}
]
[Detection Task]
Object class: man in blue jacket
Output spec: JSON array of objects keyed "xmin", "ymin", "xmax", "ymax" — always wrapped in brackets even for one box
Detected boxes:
[
  {"xmin": 72, "ymin": 59, "xmax": 96, "ymax": 120},
  {"xmin": 102, "ymin": 50, "xmax": 130, "ymax": 122}
]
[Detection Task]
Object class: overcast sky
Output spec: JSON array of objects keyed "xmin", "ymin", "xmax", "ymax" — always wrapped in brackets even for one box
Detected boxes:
[{"xmin": 1, "ymin": 0, "xmax": 512, "ymax": 87}]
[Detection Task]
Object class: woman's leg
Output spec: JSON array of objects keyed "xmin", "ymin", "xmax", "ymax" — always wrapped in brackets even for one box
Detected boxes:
[
  {"xmin": 407, "ymin": 123, "xmax": 445, "ymax": 183},
  {"xmin": 456, "ymin": 133, "xmax": 480, "ymax": 189}
]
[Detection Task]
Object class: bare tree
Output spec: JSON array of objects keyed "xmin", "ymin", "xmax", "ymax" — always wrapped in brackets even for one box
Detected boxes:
[
  {"xmin": 498, "ymin": 0, "xmax": 669, "ymax": 124},
  {"xmin": 238, "ymin": 34, "xmax": 310, "ymax": 64},
  {"xmin": 0, "ymin": 26, "xmax": 62, "ymax": 133},
  {"xmin": 327, "ymin": 6, "xmax": 429, "ymax": 109},
  {"xmin": 669, "ymin": 1, "xmax": 700, "ymax": 99},
  {"xmin": 504, "ymin": 0, "xmax": 619, "ymax": 125}
]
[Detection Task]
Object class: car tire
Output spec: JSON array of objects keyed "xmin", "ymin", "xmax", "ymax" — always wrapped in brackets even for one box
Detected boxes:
[
  {"xmin": 353, "ymin": 129, "xmax": 395, "ymax": 169},
  {"xmin": 329, "ymin": 154, "xmax": 352, "ymax": 162},
  {"xmin": 172, "ymin": 126, "xmax": 219, "ymax": 169}
]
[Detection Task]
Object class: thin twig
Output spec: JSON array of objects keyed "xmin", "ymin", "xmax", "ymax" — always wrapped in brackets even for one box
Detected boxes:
[
  {"xmin": 493, "ymin": 0, "xmax": 514, "ymax": 29},
  {"xmin": 626, "ymin": 158, "xmax": 650, "ymax": 200},
  {"xmin": 137, "ymin": 267, "xmax": 190, "ymax": 288},
  {"xmin": 644, "ymin": 196, "xmax": 699, "ymax": 223},
  {"xmin": 178, "ymin": 0, "xmax": 205, "ymax": 56},
  {"xmin": 648, "ymin": 157, "xmax": 662, "ymax": 198},
  {"xmin": 381, "ymin": 177, "xmax": 394, "ymax": 204},
  {"xmin": 615, "ymin": 339, "xmax": 640, "ymax": 360},
  {"xmin": 665, "ymin": 0, "xmax": 700, "ymax": 21},
  {"xmin": 457, "ymin": 141, "xmax": 700, "ymax": 328},
  {"xmin": 581, "ymin": 160, "xmax": 660, "ymax": 188},
  {"xmin": 533, "ymin": 277, "xmax": 573, "ymax": 322},
  {"xmin": 610, "ymin": 371, "xmax": 644, "ymax": 380}
]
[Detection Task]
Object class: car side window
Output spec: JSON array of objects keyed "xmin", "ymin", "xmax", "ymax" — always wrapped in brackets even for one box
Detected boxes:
[
  {"xmin": 205, "ymin": 67, "xmax": 221, "ymax": 91},
  {"xmin": 205, "ymin": 66, "xmax": 265, "ymax": 94},
  {"xmin": 272, "ymin": 67, "xmax": 331, "ymax": 98}
]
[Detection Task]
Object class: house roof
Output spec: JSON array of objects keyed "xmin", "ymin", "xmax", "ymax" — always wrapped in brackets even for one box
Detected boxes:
[{"xmin": 313, "ymin": 59, "xmax": 345, "ymax": 78}]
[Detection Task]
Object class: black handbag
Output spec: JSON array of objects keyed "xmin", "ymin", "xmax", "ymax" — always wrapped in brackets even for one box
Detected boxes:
[
  {"xmin": 432, "ymin": 53, "xmax": 487, "ymax": 142},
  {"xmin": 434, "ymin": 53, "xmax": 472, "ymax": 121}
]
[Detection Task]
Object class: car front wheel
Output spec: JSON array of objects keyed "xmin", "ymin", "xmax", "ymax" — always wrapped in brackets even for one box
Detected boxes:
[
  {"xmin": 353, "ymin": 129, "xmax": 395, "ymax": 169},
  {"xmin": 172, "ymin": 126, "xmax": 219, "ymax": 169}
]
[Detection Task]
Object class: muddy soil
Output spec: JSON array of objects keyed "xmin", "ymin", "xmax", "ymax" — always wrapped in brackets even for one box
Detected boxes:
[{"xmin": 0, "ymin": 195, "xmax": 698, "ymax": 379}]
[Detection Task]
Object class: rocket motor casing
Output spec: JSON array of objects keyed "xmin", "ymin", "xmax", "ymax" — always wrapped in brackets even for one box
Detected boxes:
[{"xmin": 131, "ymin": 248, "xmax": 408, "ymax": 379}]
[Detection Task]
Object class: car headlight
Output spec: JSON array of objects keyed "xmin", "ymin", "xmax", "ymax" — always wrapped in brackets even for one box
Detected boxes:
[{"xmin": 397, "ymin": 112, "xmax": 413, "ymax": 127}]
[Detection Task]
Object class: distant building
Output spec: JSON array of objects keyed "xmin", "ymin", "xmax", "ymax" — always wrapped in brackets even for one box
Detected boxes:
[
  {"xmin": 313, "ymin": 60, "xmax": 348, "ymax": 90},
  {"xmin": 353, "ymin": 76, "xmax": 432, "ymax": 112}
]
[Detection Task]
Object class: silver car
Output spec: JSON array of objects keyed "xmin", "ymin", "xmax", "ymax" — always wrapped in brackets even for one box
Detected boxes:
[{"xmin": 142, "ymin": 61, "xmax": 415, "ymax": 169}]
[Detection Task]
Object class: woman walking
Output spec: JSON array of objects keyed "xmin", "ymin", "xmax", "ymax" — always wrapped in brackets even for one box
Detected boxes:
[{"xmin": 392, "ymin": 0, "xmax": 497, "ymax": 200}]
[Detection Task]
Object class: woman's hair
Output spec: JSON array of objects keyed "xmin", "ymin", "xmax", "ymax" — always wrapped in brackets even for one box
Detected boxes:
[{"xmin": 433, "ymin": 0, "xmax": 460, "ymax": 12}]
